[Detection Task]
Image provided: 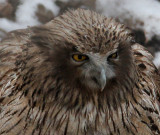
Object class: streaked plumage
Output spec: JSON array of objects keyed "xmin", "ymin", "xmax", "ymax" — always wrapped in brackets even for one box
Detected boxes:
[{"xmin": 0, "ymin": 9, "xmax": 160, "ymax": 135}]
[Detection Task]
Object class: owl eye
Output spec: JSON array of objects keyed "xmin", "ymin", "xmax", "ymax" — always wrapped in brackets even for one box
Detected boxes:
[
  {"xmin": 72, "ymin": 54, "xmax": 88, "ymax": 62},
  {"xmin": 107, "ymin": 52, "xmax": 118, "ymax": 60}
]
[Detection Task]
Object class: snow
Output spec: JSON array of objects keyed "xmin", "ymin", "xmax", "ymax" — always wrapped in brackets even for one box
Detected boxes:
[
  {"xmin": 0, "ymin": 0, "xmax": 59, "ymax": 32},
  {"xmin": 96, "ymin": 0, "xmax": 160, "ymax": 40},
  {"xmin": 153, "ymin": 52, "xmax": 160, "ymax": 68},
  {"xmin": 0, "ymin": 0, "xmax": 6, "ymax": 3}
]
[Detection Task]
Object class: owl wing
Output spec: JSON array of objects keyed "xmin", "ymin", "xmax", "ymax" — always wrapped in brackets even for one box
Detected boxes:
[
  {"xmin": 0, "ymin": 29, "xmax": 32, "ymax": 99},
  {"xmin": 132, "ymin": 43, "xmax": 160, "ymax": 97},
  {"xmin": 0, "ymin": 27, "xmax": 52, "ymax": 134}
]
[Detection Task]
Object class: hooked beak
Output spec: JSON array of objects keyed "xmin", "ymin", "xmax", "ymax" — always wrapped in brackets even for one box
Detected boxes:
[{"xmin": 91, "ymin": 68, "xmax": 106, "ymax": 92}]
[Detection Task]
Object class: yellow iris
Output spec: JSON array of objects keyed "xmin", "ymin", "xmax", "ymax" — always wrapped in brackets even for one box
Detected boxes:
[
  {"xmin": 72, "ymin": 54, "xmax": 88, "ymax": 62},
  {"xmin": 111, "ymin": 53, "xmax": 117, "ymax": 58},
  {"xmin": 107, "ymin": 52, "xmax": 118, "ymax": 61}
]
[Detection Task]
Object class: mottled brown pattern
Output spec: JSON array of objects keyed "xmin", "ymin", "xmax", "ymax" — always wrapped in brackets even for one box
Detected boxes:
[{"xmin": 0, "ymin": 9, "xmax": 160, "ymax": 135}]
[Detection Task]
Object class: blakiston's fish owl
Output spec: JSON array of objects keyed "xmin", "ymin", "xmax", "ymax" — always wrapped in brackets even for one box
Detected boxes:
[{"xmin": 0, "ymin": 9, "xmax": 160, "ymax": 135}]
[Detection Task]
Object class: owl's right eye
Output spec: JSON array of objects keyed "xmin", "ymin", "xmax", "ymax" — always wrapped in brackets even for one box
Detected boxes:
[{"xmin": 72, "ymin": 54, "xmax": 88, "ymax": 62}]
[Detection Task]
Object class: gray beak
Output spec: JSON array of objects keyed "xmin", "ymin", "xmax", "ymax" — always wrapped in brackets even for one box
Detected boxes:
[{"xmin": 91, "ymin": 68, "xmax": 106, "ymax": 91}]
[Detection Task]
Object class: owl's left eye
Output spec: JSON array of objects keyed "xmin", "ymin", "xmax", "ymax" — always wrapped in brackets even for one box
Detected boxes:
[
  {"xmin": 72, "ymin": 54, "xmax": 88, "ymax": 62},
  {"xmin": 107, "ymin": 52, "xmax": 118, "ymax": 60}
]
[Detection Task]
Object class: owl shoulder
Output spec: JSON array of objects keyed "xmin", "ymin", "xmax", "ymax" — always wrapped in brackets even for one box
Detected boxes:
[
  {"xmin": 0, "ymin": 28, "xmax": 42, "ymax": 98},
  {"xmin": 132, "ymin": 43, "xmax": 160, "ymax": 92}
]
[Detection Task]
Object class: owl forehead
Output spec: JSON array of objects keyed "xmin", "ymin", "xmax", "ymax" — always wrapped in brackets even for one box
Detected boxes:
[
  {"xmin": 72, "ymin": 25, "xmax": 119, "ymax": 53},
  {"xmin": 64, "ymin": 23, "xmax": 122, "ymax": 54},
  {"xmin": 50, "ymin": 9, "xmax": 133, "ymax": 53}
]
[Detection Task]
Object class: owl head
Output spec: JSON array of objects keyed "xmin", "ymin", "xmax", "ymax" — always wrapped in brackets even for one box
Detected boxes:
[{"xmin": 31, "ymin": 9, "xmax": 136, "ymax": 95}]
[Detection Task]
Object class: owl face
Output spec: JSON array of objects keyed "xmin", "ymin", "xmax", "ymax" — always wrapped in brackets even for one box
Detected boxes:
[
  {"xmin": 50, "ymin": 41, "xmax": 132, "ymax": 93},
  {"xmin": 70, "ymin": 48, "xmax": 118, "ymax": 91},
  {"xmin": 32, "ymin": 9, "xmax": 134, "ymax": 93}
]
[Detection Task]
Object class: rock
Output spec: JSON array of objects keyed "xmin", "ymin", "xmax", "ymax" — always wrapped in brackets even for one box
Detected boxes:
[
  {"xmin": 0, "ymin": 1, "xmax": 13, "ymax": 18},
  {"xmin": 36, "ymin": 4, "xmax": 55, "ymax": 24},
  {"xmin": 55, "ymin": 0, "xmax": 96, "ymax": 15}
]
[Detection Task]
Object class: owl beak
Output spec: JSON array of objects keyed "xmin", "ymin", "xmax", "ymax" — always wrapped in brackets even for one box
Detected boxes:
[
  {"xmin": 91, "ymin": 68, "xmax": 106, "ymax": 92},
  {"xmin": 99, "ymin": 69, "xmax": 106, "ymax": 91}
]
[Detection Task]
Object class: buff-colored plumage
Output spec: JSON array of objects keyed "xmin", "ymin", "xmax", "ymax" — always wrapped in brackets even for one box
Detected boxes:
[{"xmin": 0, "ymin": 9, "xmax": 160, "ymax": 135}]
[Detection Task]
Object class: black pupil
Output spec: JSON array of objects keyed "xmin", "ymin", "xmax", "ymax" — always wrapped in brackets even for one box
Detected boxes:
[{"xmin": 78, "ymin": 55, "xmax": 82, "ymax": 59}]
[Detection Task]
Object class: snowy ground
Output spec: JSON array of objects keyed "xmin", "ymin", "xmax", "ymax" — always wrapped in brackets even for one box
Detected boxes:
[
  {"xmin": 0, "ymin": 0, "xmax": 59, "ymax": 32},
  {"xmin": 0, "ymin": 0, "xmax": 160, "ymax": 68}
]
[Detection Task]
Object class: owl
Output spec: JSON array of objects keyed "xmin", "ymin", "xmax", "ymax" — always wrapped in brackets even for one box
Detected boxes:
[{"xmin": 0, "ymin": 9, "xmax": 160, "ymax": 135}]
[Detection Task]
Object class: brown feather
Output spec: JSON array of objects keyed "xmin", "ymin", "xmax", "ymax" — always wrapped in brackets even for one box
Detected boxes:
[{"xmin": 0, "ymin": 9, "xmax": 160, "ymax": 135}]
